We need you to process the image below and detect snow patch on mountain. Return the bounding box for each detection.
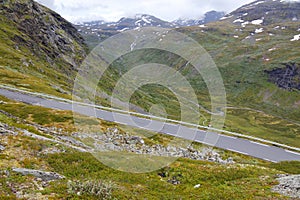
[233,19,244,23]
[291,34,300,41]
[220,15,233,20]
[254,1,265,5]
[251,19,264,25]
[280,0,300,2]
[268,47,277,51]
[255,28,264,33]
[241,21,250,27]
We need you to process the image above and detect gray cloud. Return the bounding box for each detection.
[36,0,255,23]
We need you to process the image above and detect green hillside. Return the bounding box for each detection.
[0,0,87,98]
[86,0,300,147]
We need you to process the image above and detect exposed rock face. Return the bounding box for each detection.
[272,174,300,198]
[265,63,300,91]
[12,168,65,181]
[202,11,226,24]
[0,0,87,76]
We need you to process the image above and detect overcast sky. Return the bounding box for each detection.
[35,0,255,23]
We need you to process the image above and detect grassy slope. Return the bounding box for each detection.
[0,1,88,99]
[1,95,298,199]
[183,21,300,147]
[88,19,300,147]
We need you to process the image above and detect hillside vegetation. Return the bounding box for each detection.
[0,0,87,97]
[86,0,300,147]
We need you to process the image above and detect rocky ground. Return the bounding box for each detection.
[1,118,234,164]
[74,128,235,164]
[272,174,300,198]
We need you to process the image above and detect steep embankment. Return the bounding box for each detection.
[0,0,87,97]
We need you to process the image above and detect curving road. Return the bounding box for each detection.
[1,88,300,162]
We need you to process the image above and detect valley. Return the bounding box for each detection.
[0,0,300,199]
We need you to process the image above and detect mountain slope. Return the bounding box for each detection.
[76,11,225,50]
[174,0,300,143]
[75,14,175,48]
[0,0,87,97]
[91,0,300,147]
[173,11,225,27]
[229,0,300,25]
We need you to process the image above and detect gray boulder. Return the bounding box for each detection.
[272,174,300,198]
[12,168,65,181]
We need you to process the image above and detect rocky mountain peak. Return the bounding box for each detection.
[173,11,225,27]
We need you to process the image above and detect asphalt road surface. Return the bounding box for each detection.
[1,88,300,162]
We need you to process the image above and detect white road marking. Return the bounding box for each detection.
[250,141,270,147]
[222,135,238,140]
[117,122,128,126]
[285,150,300,156]
[263,158,277,163]
[168,123,179,128]
[194,140,213,146]
[226,148,249,155]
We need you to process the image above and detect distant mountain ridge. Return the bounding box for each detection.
[221,0,300,25]
[77,14,175,31]
[173,11,225,27]
[75,11,225,49]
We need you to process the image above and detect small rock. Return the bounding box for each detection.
[227,157,234,164]
[194,184,201,189]
[0,145,5,151]
[168,178,181,185]
[158,172,167,178]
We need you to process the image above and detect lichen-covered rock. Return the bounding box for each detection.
[12,168,65,181]
[272,174,300,198]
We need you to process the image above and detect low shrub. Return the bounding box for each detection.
[67,180,115,199]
